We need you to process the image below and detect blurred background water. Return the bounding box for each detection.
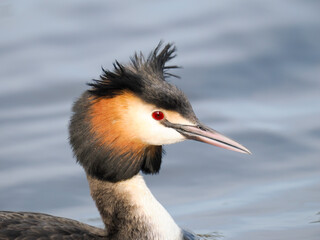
[0,0,320,239]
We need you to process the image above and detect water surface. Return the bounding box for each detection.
[1,1,320,239]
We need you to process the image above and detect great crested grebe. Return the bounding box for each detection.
[0,43,250,240]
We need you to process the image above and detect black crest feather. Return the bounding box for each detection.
[87,42,195,119]
[88,42,179,98]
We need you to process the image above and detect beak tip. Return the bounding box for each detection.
[239,146,252,155]
[244,149,252,155]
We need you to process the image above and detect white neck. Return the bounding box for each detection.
[88,174,183,240]
[120,175,182,239]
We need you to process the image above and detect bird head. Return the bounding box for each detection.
[69,43,250,182]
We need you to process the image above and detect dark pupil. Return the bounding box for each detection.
[153,111,163,120]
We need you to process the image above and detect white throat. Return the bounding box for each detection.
[117,175,183,240]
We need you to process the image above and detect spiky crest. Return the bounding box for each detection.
[88,42,179,98]
[87,42,195,119]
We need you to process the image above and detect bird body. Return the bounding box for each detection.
[0,43,250,240]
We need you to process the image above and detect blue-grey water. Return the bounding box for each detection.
[1,1,320,239]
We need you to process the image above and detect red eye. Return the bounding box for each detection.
[152,111,164,121]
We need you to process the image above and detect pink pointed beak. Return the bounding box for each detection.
[164,121,251,154]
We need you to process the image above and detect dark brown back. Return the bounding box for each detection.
[0,211,107,240]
